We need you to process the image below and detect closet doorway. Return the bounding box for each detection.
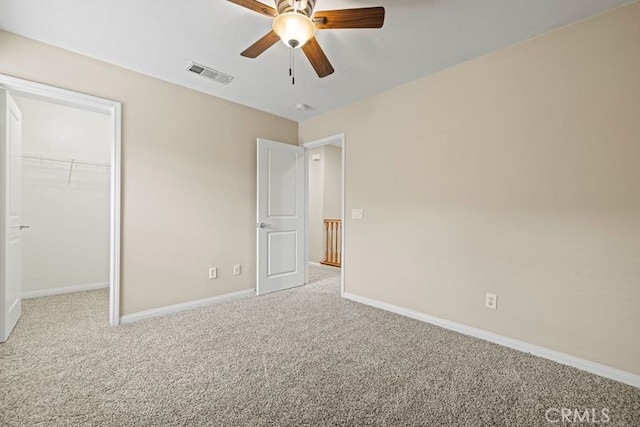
[0,74,121,338]
[15,95,111,300]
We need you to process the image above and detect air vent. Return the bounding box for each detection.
[186,61,234,85]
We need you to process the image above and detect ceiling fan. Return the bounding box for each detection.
[227,0,385,79]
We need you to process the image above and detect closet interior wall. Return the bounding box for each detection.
[14,94,111,295]
[308,144,342,264]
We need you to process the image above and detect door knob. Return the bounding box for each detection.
[258,222,272,229]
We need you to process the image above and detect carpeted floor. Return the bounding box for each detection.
[1,265,639,426]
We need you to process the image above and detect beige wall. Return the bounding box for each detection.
[300,3,640,375]
[323,145,342,220]
[308,146,325,263]
[308,145,342,263]
[0,30,298,315]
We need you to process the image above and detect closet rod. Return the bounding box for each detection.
[22,154,110,168]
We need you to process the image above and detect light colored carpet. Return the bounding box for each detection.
[1,265,639,426]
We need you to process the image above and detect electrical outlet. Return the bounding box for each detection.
[485,293,497,310]
[351,208,364,220]
[208,267,217,279]
[233,264,241,275]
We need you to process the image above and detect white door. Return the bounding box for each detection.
[0,89,23,342]
[256,139,305,295]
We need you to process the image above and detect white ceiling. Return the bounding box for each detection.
[0,0,633,121]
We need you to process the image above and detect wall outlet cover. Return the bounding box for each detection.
[351,208,364,220]
[209,267,217,279]
[486,293,497,310]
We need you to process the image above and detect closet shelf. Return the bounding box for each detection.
[22,154,110,184]
[22,154,110,169]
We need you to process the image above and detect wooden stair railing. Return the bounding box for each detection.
[321,219,342,267]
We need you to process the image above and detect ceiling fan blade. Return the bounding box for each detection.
[227,0,277,17]
[241,30,280,58]
[302,37,335,78]
[312,7,385,29]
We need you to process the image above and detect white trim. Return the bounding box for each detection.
[309,261,341,271]
[343,292,640,389]
[120,288,255,325]
[22,282,109,299]
[302,133,346,297]
[109,103,122,326]
[0,75,119,111]
[303,133,344,149]
[0,73,122,327]
[310,261,334,268]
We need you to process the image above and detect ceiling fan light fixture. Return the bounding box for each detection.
[272,12,316,48]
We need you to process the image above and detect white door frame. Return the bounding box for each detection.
[0,74,122,326]
[302,133,345,297]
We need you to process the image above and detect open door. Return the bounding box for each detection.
[256,139,305,295]
[0,89,23,342]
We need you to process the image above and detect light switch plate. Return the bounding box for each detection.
[351,209,364,220]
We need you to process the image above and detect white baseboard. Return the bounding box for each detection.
[343,292,640,389]
[22,282,109,299]
[309,261,340,270]
[120,288,255,325]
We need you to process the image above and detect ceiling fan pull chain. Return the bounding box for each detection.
[289,48,296,85]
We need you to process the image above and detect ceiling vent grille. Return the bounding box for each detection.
[186,61,234,85]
